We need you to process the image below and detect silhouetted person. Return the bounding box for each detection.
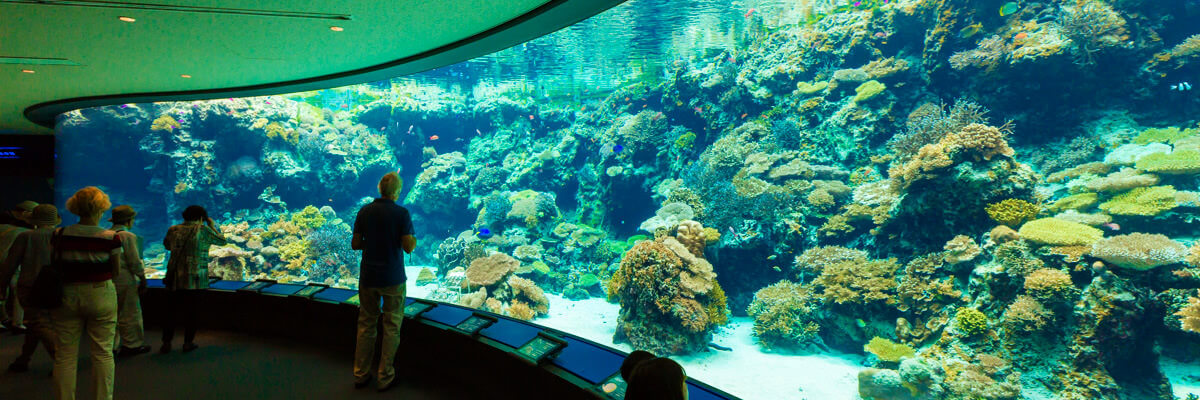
[0,200,35,332]
[351,172,416,392]
[621,350,656,382]
[160,205,225,354]
[109,205,149,357]
[626,357,689,400]
[0,204,60,372]
[54,187,123,400]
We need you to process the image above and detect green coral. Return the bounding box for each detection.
[852,80,886,103]
[1135,151,1200,174]
[1017,218,1103,246]
[747,280,821,349]
[1132,126,1198,145]
[674,131,697,149]
[954,307,989,336]
[985,199,1040,227]
[794,246,899,305]
[796,80,829,95]
[1098,185,1177,216]
[863,337,915,362]
[1048,193,1099,212]
[290,205,327,231]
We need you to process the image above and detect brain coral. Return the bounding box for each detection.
[1090,233,1188,270]
[1018,218,1103,246]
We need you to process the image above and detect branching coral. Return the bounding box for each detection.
[1177,292,1200,333]
[1023,269,1077,302]
[1003,295,1053,333]
[1090,233,1188,270]
[955,308,989,337]
[747,280,822,349]
[795,246,899,305]
[942,124,1015,161]
[1058,0,1128,64]
[290,205,326,231]
[985,199,1040,227]
[890,100,989,159]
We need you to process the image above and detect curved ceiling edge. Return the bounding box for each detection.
[25,0,626,129]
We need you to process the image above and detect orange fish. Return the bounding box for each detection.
[529,115,534,120]
[1014,32,1028,40]
[624,97,630,101]
[740,113,748,119]
[429,135,440,141]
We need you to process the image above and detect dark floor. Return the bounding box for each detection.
[0,328,482,400]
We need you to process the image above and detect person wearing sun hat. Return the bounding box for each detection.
[0,203,61,372]
[108,205,150,357]
[0,200,37,332]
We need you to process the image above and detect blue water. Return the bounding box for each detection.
[54,0,1200,398]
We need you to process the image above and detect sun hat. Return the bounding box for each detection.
[28,204,60,227]
[109,205,138,223]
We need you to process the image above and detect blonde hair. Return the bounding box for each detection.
[65,186,112,217]
[379,172,403,197]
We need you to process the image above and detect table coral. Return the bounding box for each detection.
[1097,185,1178,216]
[1134,151,1200,175]
[464,253,519,289]
[1089,233,1188,270]
[863,337,915,363]
[1017,218,1103,246]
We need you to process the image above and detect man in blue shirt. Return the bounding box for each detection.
[351,172,415,392]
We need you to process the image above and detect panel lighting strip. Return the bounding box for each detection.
[0,57,81,66]
[1,0,352,20]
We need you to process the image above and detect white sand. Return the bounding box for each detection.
[1162,357,1200,399]
[404,267,864,399]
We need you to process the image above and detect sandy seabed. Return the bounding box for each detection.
[404,268,1200,400]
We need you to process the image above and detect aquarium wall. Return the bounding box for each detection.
[54,0,1200,399]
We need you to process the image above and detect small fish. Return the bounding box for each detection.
[429,135,440,141]
[855,319,867,328]
[340,104,348,109]
[1102,222,1121,231]
[1171,82,1193,91]
[1014,32,1028,41]
[743,8,755,18]
[694,107,703,113]
[624,97,631,102]
[476,228,493,238]
[265,100,272,105]
[772,266,782,272]
[767,255,777,260]
[853,1,861,6]
[529,115,535,120]
[740,113,748,119]
[475,129,482,135]
[612,144,624,153]
[118,104,128,109]
[675,101,683,106]
[999,1,1019,16]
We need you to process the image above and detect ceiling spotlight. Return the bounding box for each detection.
[329,26,344,32]
[119,16,136,22]
[21,69,35,74]
[180,74,192,78]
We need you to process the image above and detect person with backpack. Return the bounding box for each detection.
[0,203,61,373]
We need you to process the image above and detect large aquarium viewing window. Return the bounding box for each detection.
[54,0,1200,399]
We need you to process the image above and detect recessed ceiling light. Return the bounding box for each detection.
[21,69,35,74]
[119,16,136,22]
[180,74,192,78]
[329,26,344,32]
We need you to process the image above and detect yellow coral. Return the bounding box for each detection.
[151,115,180,132]
[1017,218,1103,246]
[1177,292,1200,333]
[1048,193,1099,212]
[1024,269,1076,301]
[863,337,914,362]
[1098,186,1178,216]
[1135,151,1200,175]
[290,205,326,230]
[985,199,1040,227]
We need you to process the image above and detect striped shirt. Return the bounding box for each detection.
[58,224,123,282]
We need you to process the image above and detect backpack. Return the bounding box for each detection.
[27,229,64,309]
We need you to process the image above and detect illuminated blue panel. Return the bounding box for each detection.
[146,279,165,289]
[260,283,304,296]
[312,288,358,303]
[686,382,732,400]
[551,336,624,384]
[209,280,251,291]
[479,318,541,348]
[421,304,472,327]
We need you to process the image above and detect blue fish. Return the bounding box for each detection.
[476,228,492,238]
[612,144,624,153]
